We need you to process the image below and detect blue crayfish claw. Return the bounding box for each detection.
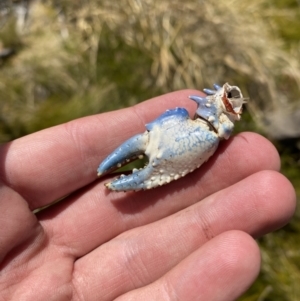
[97,83,247,192]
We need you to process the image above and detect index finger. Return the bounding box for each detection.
[0,90,200,209]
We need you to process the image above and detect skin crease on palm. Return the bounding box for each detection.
[0,90,296,301]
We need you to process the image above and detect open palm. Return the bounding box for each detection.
[0,90,295,301]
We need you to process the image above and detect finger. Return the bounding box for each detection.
[71,171,295,300]
[73,231,260,301]
[0,183,42,263]
[0,90,201,209]
[40,133,284,254]
[115,231,260,301]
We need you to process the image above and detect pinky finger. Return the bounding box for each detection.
[115,230,260,301]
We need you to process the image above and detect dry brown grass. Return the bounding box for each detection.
[96,0,300,138]
[3,0,300,138]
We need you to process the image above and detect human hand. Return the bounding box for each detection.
[0,90,296,301]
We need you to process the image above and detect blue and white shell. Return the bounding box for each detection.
[97,83,246,191]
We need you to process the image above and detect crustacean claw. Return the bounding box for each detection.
[97,83,247,192]
[97,133,148,177]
